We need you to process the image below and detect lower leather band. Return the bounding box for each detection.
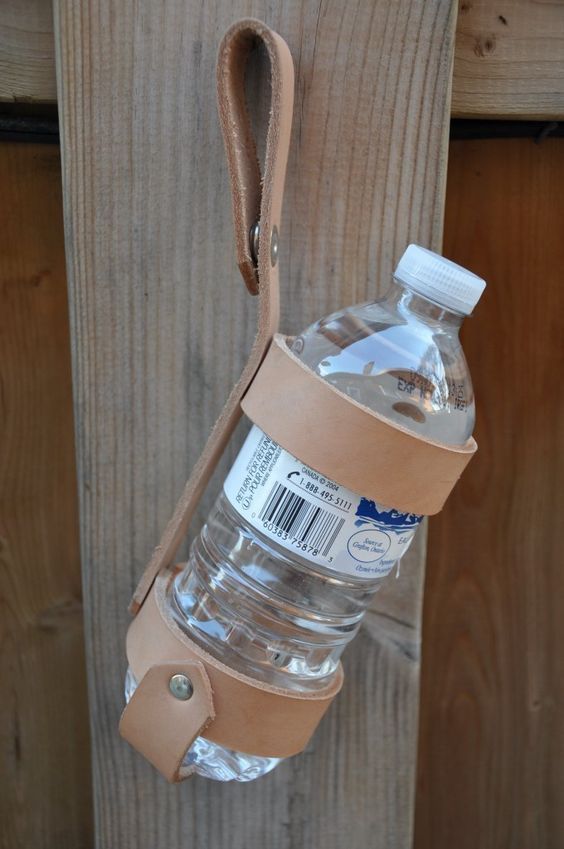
[120,567,343,780]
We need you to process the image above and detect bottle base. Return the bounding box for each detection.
[184,735,281,782]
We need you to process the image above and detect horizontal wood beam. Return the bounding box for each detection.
[2,0,564,118]
[452,0,564,119]
[0,0,57,103]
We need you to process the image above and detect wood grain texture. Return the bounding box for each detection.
[452,0,564,119]
[415,137,564,849]
[0,0,57,102]
[0,143,92,848]
[54,1,456,846]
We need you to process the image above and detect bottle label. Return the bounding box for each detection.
[223,426,423,579]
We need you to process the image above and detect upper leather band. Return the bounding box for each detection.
[242,334,477,516]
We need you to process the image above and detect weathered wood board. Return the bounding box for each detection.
[416,136,564,849]
[452,0,564,119]
[0,0,57,102]
[0,142,92,849]
[54,1,456,846]
[6,0,564,118]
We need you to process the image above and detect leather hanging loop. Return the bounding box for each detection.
[130,20,294,614]
[216,24,262,295]
[216,17,294,305]
[216,19,294,297]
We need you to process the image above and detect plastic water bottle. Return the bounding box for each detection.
[125,245,485,781]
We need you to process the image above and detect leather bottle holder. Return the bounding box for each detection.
[119,18,477,783]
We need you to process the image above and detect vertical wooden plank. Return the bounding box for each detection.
[54,2,457,847]
[415,137,564,849]
[0,143,92,848]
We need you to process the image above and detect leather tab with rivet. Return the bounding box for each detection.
[119,660,215,783]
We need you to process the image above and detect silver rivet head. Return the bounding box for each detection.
[169,673,193,701]
[270,226,279,267]
[249,221,260,266]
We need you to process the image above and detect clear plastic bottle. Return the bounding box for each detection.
[125,245,485,781]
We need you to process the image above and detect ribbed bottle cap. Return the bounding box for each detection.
[394,244,486,315]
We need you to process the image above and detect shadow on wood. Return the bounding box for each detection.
[0,142,92,849]
[416,136,564,849]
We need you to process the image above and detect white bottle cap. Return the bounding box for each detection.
[394,244,486,315]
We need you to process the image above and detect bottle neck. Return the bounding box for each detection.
[383,278,465,330]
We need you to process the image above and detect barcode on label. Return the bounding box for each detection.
[259,482,345,557]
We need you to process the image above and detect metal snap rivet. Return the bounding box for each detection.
[169,673,194,701]
[249,220,260,266]
[270,225,279,267]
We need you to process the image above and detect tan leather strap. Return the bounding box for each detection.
[130,20,294,613]
[119,660,215,782]
[241,334,477,516]
[120,568,343,776]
